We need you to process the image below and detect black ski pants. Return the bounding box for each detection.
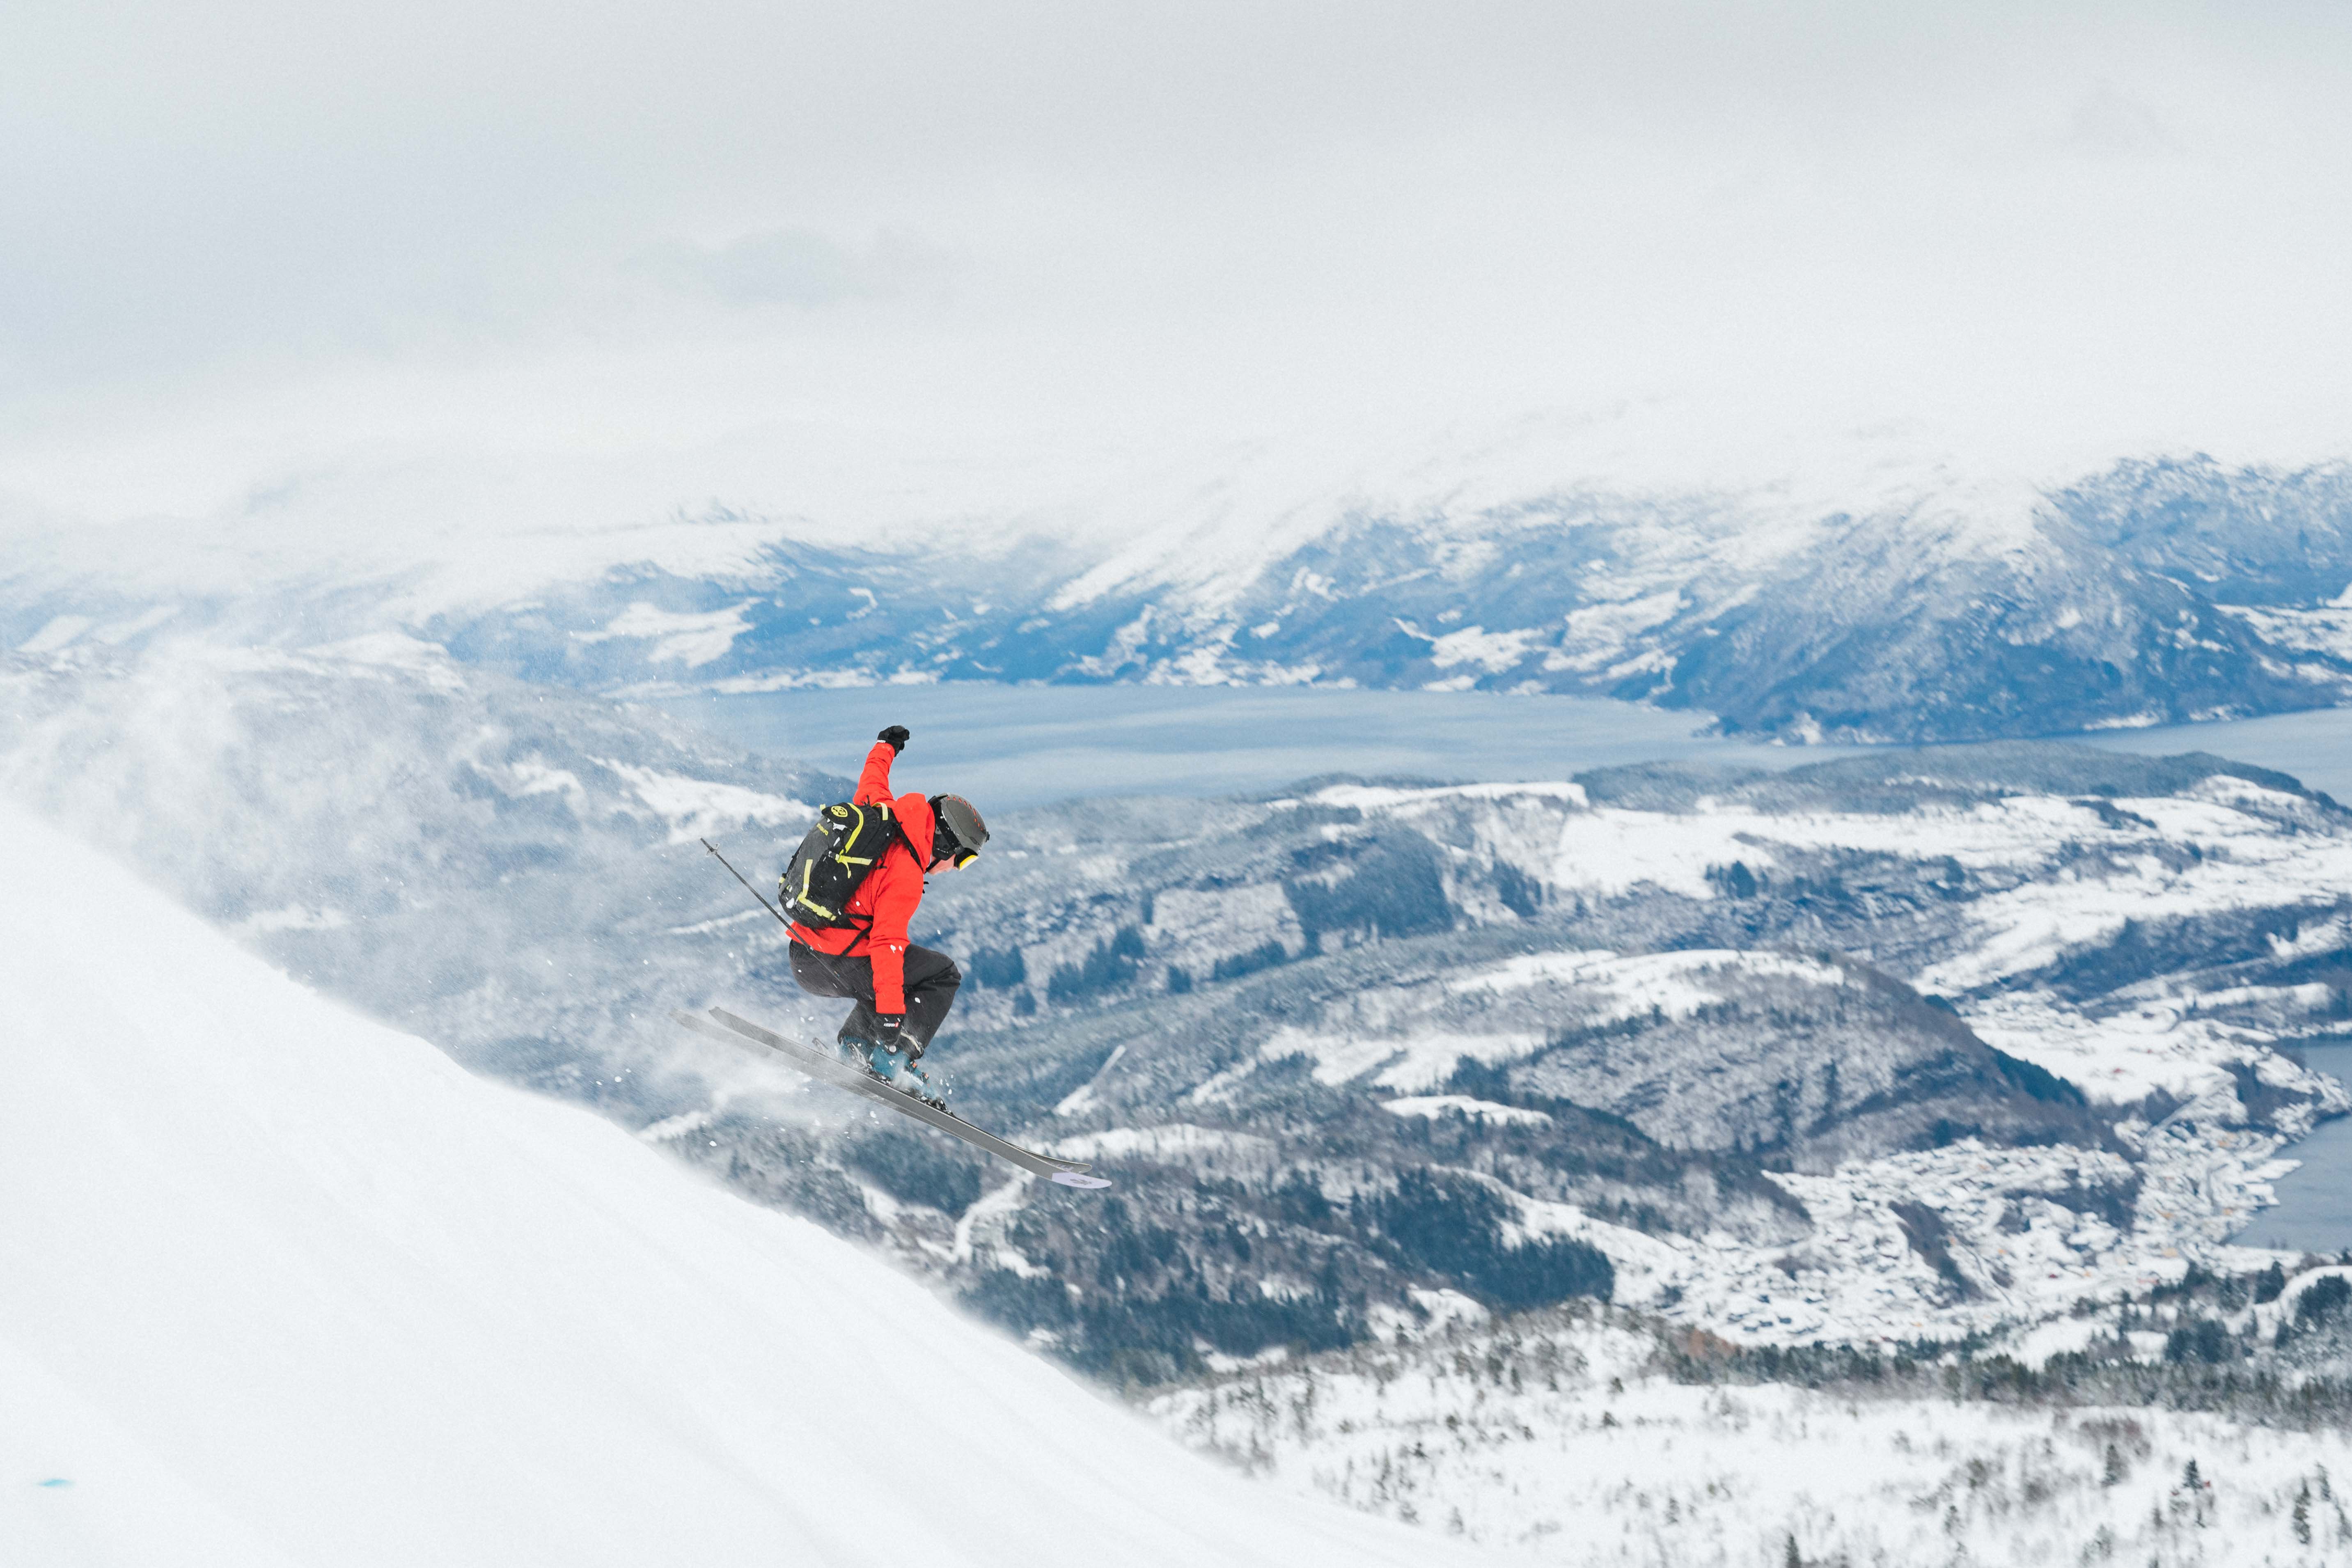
[789,941,962,1055]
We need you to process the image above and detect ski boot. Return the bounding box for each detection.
[841,1038,947,1108]
[871,1044,946,1108]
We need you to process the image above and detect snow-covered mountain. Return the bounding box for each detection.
[0,796,1473,1568]
[12,455,2352,745]
[6,640,2344,1389]
[897,747,2349,1371]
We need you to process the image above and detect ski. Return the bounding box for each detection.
[672,1007,1112,1187]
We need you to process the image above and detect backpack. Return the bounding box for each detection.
[779,801,899,929]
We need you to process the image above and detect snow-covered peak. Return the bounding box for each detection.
[1034,410,2040,616]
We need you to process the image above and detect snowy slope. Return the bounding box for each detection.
[0,801,1485,1568]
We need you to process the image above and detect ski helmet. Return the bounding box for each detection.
[929,794,989,869]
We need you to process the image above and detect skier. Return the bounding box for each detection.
[784,724,989,1094]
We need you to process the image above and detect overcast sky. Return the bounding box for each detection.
[5,1,2350,576]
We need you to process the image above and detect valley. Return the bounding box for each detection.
[8,640,2346,1382]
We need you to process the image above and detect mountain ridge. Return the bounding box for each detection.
[18,454,2352,746]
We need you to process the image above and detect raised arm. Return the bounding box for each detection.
[853,725,910,806]
[860,725,916,1013]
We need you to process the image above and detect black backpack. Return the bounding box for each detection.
[779,801,899,928]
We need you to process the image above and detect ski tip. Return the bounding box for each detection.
[1049,1170,1114,1190]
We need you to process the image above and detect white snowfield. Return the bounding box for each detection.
[0,803,1490,1568]
[1151,1305,2352,1568]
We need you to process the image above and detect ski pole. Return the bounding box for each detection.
[701,837,793,930]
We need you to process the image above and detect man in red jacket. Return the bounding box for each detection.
[786,724,989,1094]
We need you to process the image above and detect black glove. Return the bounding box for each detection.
[878,725,910,753]
[873,1014,910,1051]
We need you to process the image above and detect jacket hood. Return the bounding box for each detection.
[894,792,937,866]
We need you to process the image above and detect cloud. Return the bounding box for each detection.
[3,0,2351,565]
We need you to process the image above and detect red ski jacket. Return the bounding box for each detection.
[786,741,938,1014]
